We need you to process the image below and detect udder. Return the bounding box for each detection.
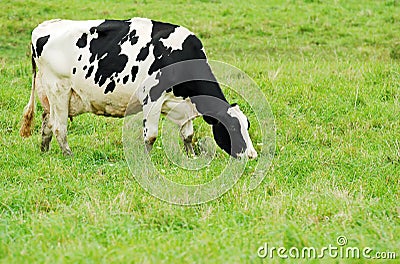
[68,89,90,117]
[69,89,143,118]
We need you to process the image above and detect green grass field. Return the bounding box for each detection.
[1,0,399,263]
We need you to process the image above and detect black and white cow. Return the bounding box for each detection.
[20,18,257,159]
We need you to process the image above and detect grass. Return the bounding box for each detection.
[1,0,399,263]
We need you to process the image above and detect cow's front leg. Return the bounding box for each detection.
[162,96,198,157]
[142,100,163,153]
[180,119,195,156]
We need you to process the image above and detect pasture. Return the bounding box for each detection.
[0,0,399,262]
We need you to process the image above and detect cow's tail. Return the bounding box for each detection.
[20,55,37,138]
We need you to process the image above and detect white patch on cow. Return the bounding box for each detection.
[138,70,160,104]
[129,18,153,46]
[227,105,257,158]
[33,19,103,77]
[160,26,192,52]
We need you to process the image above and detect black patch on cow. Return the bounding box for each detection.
[36,35,50,57]
[151,21,178,39]
[121,35,128,44]
[72,67,76,74]
[136,43,150,61]
[143,95,149,105]
[31,43,36,58]
[131,65,139,82]
[88,20,130,93]
[76,33,88,48]
[78,55,82,61]
[121,29,139,45]
[148,35,205,77]
[147,60,219,105]
[129,30,139,45]
[123,75,129,84]
[83,65,87,70]
[85,65,94,78]
[105,80,116,94]
[136,21,177,62]
[143,119,147,127]
[166,88,172,93]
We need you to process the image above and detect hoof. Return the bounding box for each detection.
[62,149,73,157]
[40,144,50,152]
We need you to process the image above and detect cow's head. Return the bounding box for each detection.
[211,104,257,159]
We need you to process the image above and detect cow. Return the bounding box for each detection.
[20,18,257,159]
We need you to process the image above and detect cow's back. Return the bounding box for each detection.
[31,18,204,117]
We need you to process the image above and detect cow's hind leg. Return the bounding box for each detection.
[51,110,72,156]
[41,111,53,152]
[50,102,72,156]
[45,79,73,156]
[36,77,53,152]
